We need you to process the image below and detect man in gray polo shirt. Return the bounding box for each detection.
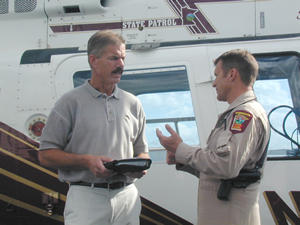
[39,30,149,225]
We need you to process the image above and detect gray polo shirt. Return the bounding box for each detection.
[39,81,148,183]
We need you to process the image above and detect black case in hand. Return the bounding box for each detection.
[104,158,152,173]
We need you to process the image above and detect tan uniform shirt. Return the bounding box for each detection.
[176,90,270,225]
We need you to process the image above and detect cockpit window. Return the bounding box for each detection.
[255,53,300,158]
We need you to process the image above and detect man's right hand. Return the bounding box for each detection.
[86,155,114,178]
[39,149,114,178]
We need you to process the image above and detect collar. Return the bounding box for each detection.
[84,80,120,99]
[218,90,257,119]
[228,90,257,111]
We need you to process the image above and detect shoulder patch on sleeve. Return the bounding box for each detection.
[230,110,253,134]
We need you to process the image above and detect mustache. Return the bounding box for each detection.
[112,67,123,74]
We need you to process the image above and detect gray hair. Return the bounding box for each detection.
[87,30,125,58]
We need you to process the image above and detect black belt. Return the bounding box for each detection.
[70,181,131,190]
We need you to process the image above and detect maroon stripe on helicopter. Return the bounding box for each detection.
[49,25,71,33]
[177,0,208,33]
[168,0,238,34]
[50,22,122,33]
[167,0,181,16]
[72,22,122,31]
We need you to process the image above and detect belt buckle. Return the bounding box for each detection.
[108,182,124,190]
[108,182,113,191]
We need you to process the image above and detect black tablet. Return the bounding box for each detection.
[104,158,152,173]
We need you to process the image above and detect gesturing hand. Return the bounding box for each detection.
[156,124,183,153]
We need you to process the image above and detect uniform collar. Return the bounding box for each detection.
[84,80,120,99]
[228,90,257,111]
[219,90,257,118]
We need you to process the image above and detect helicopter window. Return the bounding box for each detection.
[73,70,91,88]
[254,53,300,158]
[121,66,198,161]
[138,91,198,162]
[73,66,190,94]
[254,79,296,156]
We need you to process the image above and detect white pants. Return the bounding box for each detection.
[64,184,141,225]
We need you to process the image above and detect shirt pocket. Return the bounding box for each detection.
[215,131,232,157]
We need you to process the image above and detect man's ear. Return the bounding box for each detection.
[88,54,96,68]
[226,68,238,82]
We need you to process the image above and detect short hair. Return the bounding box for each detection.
[214,49,259,86]
[87,30,125,58]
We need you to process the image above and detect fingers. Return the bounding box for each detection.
[156,128,166,146]
[101,156,113,163]
[156,128,163,139]
[156,125,177,138]
[87,156,114,178]
[165,124,177,136]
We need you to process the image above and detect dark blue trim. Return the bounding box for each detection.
[20,47,83,64]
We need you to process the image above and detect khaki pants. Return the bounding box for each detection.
[64,184,141,225]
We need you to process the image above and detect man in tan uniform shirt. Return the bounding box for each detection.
[156,49,270,225]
